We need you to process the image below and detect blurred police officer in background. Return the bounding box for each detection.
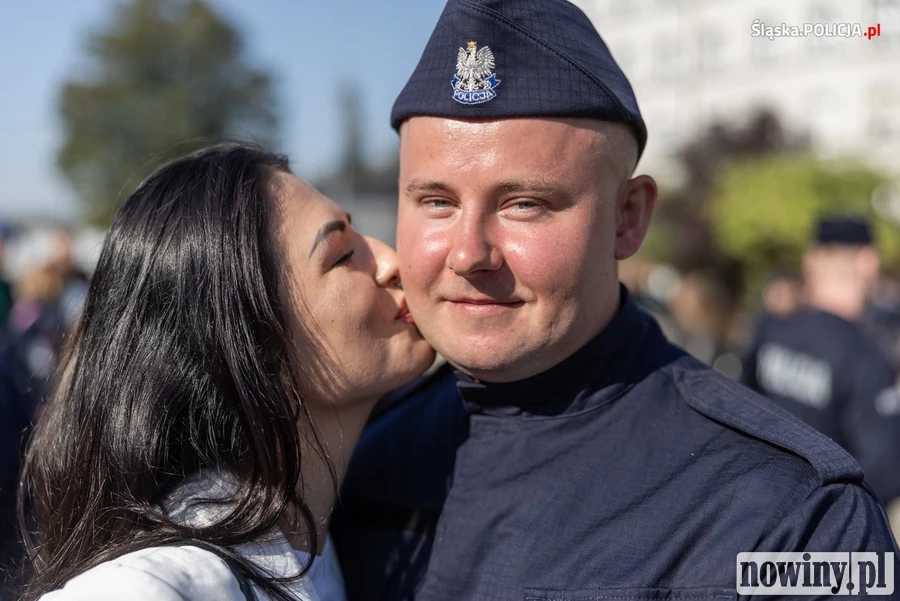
[745,216,900,506]
[331,1,900,600]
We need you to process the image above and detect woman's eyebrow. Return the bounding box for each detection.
[309,218,347,259]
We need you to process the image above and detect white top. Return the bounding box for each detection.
[39,471,345,601]
[296,535,347,601]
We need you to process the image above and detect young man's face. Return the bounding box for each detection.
[397,116,654,382]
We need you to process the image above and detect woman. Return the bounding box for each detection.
[18,144,435,601]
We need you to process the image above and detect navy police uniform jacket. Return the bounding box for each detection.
[744,309,900,504]
[332,291,900,601]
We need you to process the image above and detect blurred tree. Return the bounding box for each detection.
[638,109,807,310]
[647,110,807,275]
[709,157,898,301]
[315,81,400,198]
[640,108,898,309]
[57,0,279,225]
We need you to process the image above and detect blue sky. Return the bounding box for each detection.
[0,0,446,221]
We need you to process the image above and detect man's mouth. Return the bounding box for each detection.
[450,296,522,304]
[447,297,525,314]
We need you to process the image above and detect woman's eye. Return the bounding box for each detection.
[332,250,355,267]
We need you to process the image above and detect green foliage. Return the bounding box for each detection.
[707,155,899,301]
[57,0,279,225]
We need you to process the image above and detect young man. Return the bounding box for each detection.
[332,1,900,599]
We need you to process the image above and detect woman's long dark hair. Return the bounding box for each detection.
[18,144,327,601]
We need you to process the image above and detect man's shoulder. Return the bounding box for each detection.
[364,351,866,489]
[343,361,463,508]
[660,354,864,487]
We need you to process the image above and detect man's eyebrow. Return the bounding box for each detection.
[493,179,560,195]
[405,179,562,197]
[309,213,351,259]
[405,179,454,196]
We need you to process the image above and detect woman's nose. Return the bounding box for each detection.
[367,236,401,288]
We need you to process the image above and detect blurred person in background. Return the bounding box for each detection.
[0,341,38,599]
[0,224,13,339]
[8,266,67,382]
[618,259,686,345]
[4,265,69,417]
[18,144,434,601]
[866,273,900,372]
[744,215,900,508]
[0,265,68,596]
[44,228,89,331]
[1,236,87,597]
[760,269,803,320]
[667,270,743,379]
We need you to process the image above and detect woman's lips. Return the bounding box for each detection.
[395,300,414,323]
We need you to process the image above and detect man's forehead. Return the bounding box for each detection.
[399,116,637,175]
[402,114,618,131]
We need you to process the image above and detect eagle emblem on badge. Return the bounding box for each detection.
[452,41,500,105]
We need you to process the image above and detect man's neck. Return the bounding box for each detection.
[805,284,866,322]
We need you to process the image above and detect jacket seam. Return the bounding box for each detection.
[659,364,836,541]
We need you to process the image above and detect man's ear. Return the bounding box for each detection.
[614,174,658,261]
[856,245,881,285]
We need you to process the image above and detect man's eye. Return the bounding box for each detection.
[423,198,453,209]
[333,250,354,267]
[505,199,545,212]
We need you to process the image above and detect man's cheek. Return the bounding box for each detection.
[403,234,450,283]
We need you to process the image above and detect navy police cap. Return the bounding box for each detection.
[815,215,874,246]
[391,0,647,157]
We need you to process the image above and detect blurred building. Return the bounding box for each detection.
[575,0,900,180]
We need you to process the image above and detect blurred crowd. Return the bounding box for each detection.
[0,226,90,593]
[624,256,900,379]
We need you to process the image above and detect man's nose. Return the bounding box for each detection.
[445,213,502,276]
[368,236,401,288]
